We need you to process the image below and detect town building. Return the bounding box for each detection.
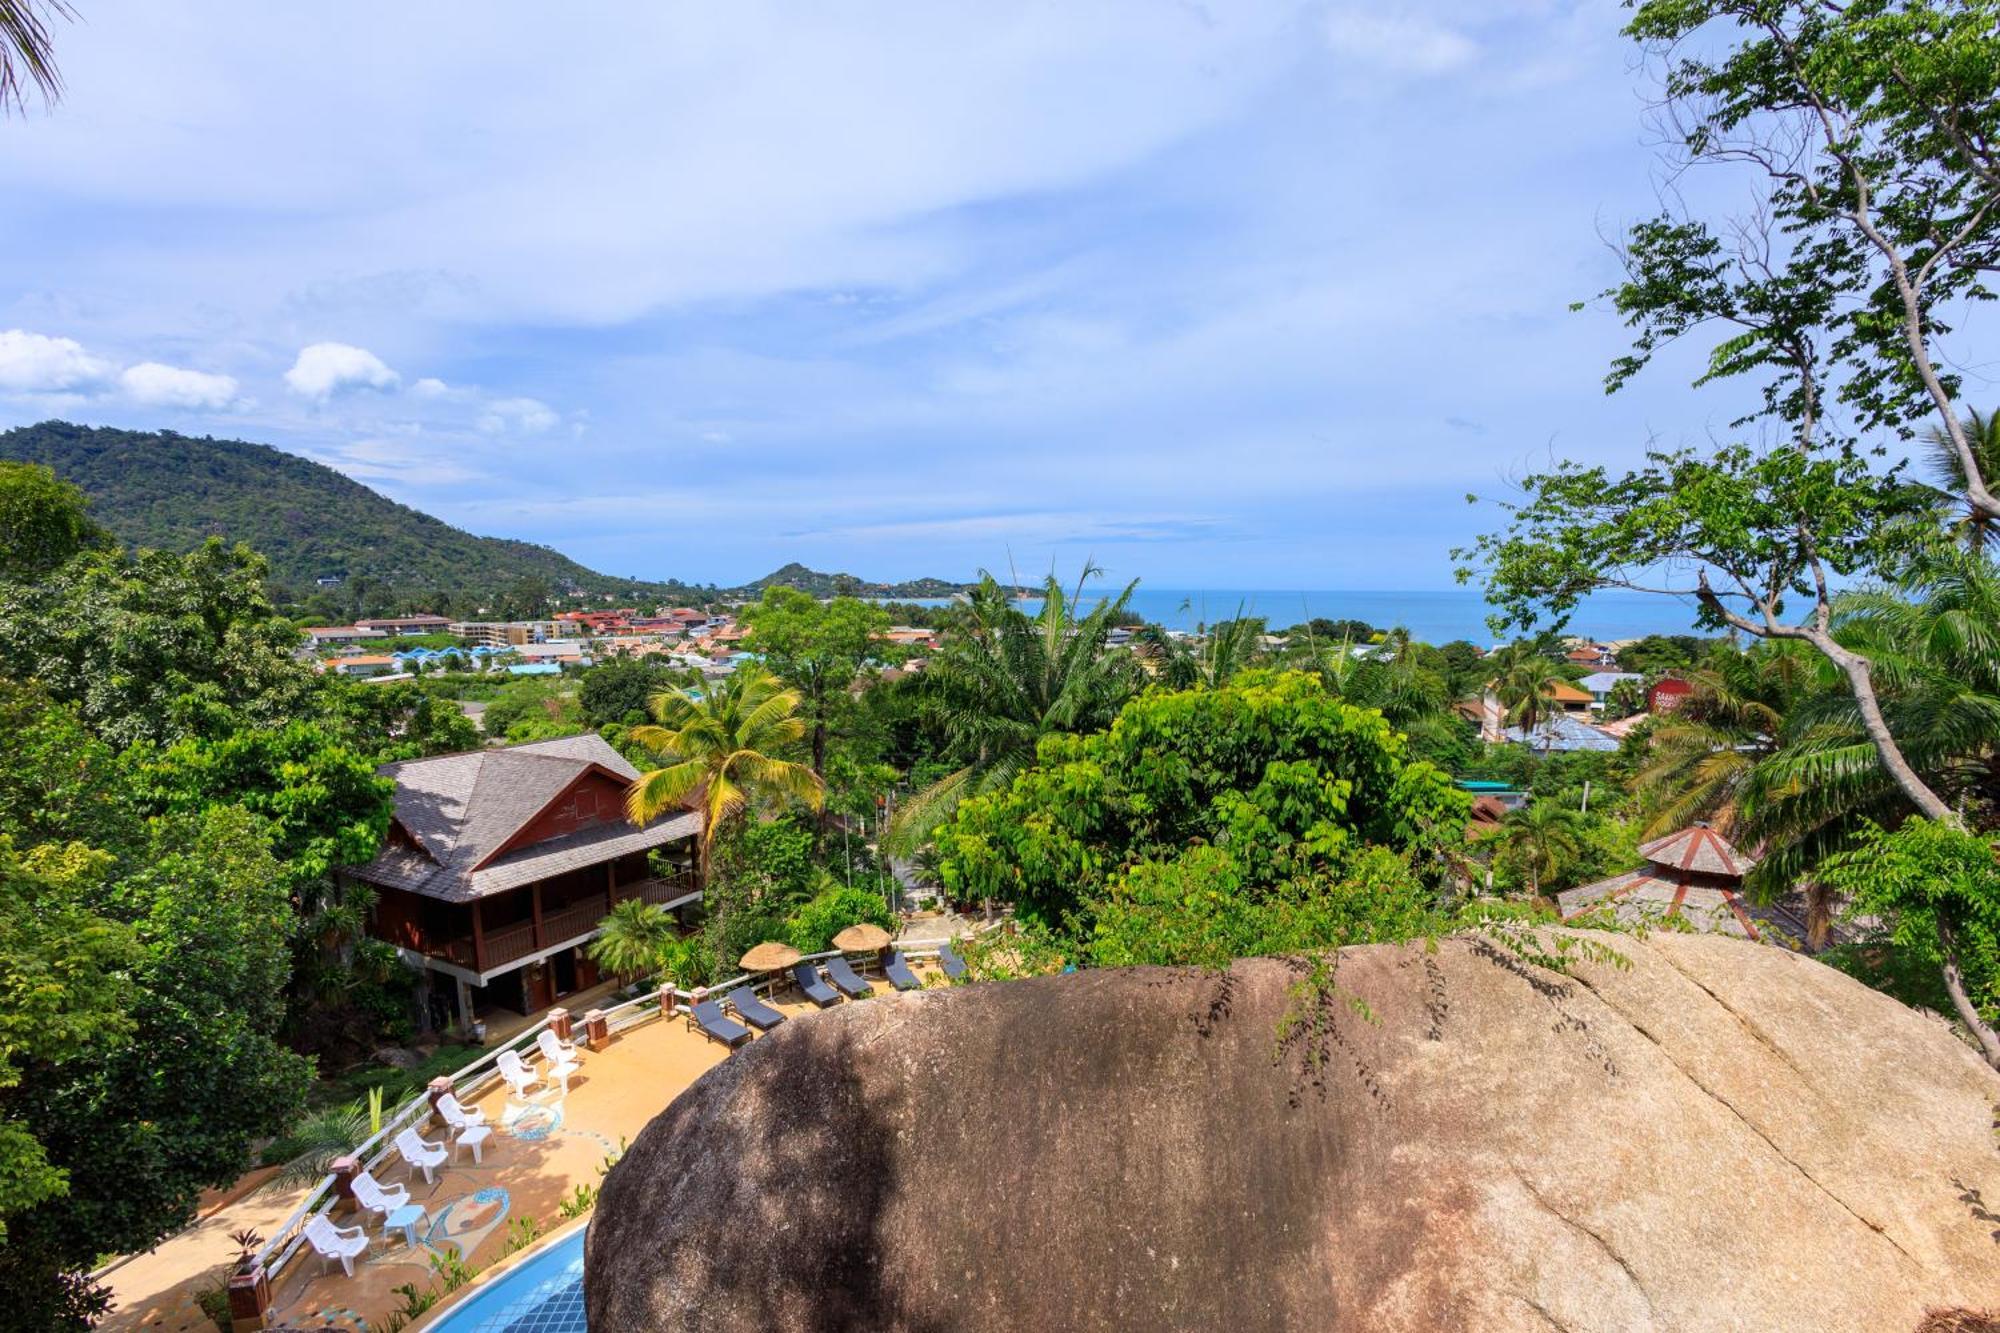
[1648,676,1696,714]
[1557,823,1829,949]
[356,615,454,633]
[1576,671,1642,707]
[301,625,389,647]
[347,734,701,1029]
[328,653,401,676]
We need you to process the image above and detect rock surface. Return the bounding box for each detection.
[585,932,2000,1332]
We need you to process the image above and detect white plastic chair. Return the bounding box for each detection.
[304,1213,370,1277]
[394,1127,447,1184]
[436,1090,485,1131]
[534,1030,580,1094]
[497,1048,541,1098]
[350,1169,408,1229]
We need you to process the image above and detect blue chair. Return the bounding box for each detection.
[883,952,923,991]
[691,998,751,1048]
[938,941,968,981]
[825,956,875,999]
[790,961,840,1008]
[727,986,786,1031]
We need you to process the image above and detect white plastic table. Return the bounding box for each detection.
[456,1124,492,1163]
[385,1202,428,1249]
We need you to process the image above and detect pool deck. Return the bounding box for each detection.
[98,968,939,1332]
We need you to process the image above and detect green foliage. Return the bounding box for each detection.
[319,678,480,763]
[742,586,893,774]
[557,1182,598,1219]
[1819,818,2000,1030]
[1615,634,1710,674]
[587,899,678,980]
[0,461,105,584]
[893,570,1146,850]
[785,882,896,954]
[0,837,135,1237]
[937,671,1469,926]
[0,539,322,748]
[480,677,583,742]
[501,1215,543,1257]
[578,658,689,729]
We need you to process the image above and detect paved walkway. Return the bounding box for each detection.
[100,963,944,1332]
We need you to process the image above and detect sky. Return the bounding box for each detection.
[0,0,1774,589]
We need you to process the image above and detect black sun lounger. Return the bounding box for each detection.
[938,941,968,981]
[726,986,786,1031]
[691,998,752,1048]
[884,952,923,991]
[825,955,876,999]
[791,961,841,1007]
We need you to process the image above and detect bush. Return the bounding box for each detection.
[786,883,897,954]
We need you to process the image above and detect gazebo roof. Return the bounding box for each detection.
[1636,824,1754,880]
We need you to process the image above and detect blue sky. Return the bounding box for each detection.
[0,1,1763,589]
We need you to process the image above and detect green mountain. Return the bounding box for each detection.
[0,421,704,613]
[0,421,995,615]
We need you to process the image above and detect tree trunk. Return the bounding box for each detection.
[1815,635,2000,1069]
[1940,921,2000,1072]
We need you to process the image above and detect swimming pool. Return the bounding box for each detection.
[425,1225,585,1331]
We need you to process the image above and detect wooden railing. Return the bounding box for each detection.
[481,920,539,970]
[542,895,610,945]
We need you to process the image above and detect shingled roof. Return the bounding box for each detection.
[1554,823,1830,949]
[347,734,700,903]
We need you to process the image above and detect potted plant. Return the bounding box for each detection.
[225,1229,270,1327]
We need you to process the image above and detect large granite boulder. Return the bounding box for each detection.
[586,932,2000,1331]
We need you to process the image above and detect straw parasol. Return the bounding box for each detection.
[739,940,803,972]
[832,923,893,953]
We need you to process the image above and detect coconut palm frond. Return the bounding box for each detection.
[0,0,72,115]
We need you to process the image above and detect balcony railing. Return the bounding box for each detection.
[420,874,700,974]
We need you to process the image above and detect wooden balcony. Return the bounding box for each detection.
[421,871,701,975]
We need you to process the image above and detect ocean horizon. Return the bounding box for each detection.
[884,587,1713,645]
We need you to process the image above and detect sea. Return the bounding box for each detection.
[879,588,1710,646]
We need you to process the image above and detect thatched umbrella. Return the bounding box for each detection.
[739,940,802,973]
[832,923,893,953]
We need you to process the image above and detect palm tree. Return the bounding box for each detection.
[888,568,1143,850]
[626,664,825,881]
[1635,641,1807,838]
[1493,799,1587,898]
[1489,644,1564,740]
[1741,551,2000,891]
[1924,407,2000,552]
[586,898,677,982]
[1,1,70,113]
[1133,613,1264,689]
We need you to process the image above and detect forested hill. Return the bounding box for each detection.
[0,421,1001,615]
[0,421,705,613]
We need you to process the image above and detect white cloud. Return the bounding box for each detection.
[411,376,451,397]
[1324,8,1477,75]
[0,329,114,393]
[284,341,400,399]
[477,396,558,434]
[119,361,241,409]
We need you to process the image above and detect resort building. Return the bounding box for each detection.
[301,625,389,647]
[347,734,701,1029]
[356,614,454,633]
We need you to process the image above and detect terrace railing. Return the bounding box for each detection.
[247,917,1008,1293]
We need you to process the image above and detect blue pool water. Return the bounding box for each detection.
[428,1226,585,1331]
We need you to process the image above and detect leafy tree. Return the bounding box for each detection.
[937,671,1468,926]
[318,677,480,763]
[0,461,103,584]
[1614,634,1708,675]
[1602,677,1648,720]
[741,586,892,781]
[1819,818,2000,1068]
[481,676,583,741]
[579,657,688,729]
[891,570,1144,850]
[0,539,319,748]
[0,838,134,1241]
[1634,641,1805,837]
[627,665,825,880]
[785,881,896,954]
